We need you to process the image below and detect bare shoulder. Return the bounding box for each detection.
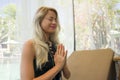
[21,39,35,80]
[22,39,35,58]
[24,39,34,47]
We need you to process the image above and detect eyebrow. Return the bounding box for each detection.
[49,17,57,19]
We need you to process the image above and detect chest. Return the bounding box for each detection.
[33,43,57,77]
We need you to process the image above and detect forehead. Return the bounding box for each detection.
[45,10,57,18]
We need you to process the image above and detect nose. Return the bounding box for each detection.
[52,19,57,24]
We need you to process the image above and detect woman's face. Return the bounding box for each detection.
[41,10,57,34]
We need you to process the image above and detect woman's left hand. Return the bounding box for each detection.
[62,50,71,79]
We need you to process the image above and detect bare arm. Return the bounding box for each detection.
[62,49,71,79]
[20,40,35,80]
[62,64,71,79]
[20,40,66,80]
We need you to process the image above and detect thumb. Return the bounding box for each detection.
[65,50,68,58]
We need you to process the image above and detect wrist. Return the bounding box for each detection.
[54,65,63,71]
[63,64,67,69]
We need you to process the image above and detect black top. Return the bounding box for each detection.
[33,43,61,80]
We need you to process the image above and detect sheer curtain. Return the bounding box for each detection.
[16,0,41,43]
[41,0,74,56]
[15,0,74,80]
[74,0,120,55]
[0,0,21,80]
[17,0,74,57]
[0,0,73,79]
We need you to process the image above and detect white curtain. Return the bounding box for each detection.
[41,0,74,56]
[16,0,41,43]
[17,0,74,57]
[0,1,74,79]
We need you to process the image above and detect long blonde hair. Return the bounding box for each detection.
[33,6,60,69]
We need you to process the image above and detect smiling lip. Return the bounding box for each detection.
[50,26,56,29]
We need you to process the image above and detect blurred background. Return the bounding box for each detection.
[0,0,120,80]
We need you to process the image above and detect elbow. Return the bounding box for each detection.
[64,71,71,79]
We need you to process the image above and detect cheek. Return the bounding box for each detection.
[41,21,50,31]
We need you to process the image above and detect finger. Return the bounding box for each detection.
[63,51,67,65]
[62,45,66,56]
[66,50,68,56]
[58,44,62,55]
[61,44,65,56]
[64,50,68,65]
[61,44,64,56]
[56,44,60,54]
[64,50,68,58]
[63,45,66,56]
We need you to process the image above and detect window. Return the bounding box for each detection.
[0,0,20,80]
[74,0,120,55]
[0,0,74,80]
[1,0,119,80]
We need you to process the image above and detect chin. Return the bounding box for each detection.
[49,31,56,34]
[49,30,56,33]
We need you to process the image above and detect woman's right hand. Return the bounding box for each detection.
[54,44,67,70]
